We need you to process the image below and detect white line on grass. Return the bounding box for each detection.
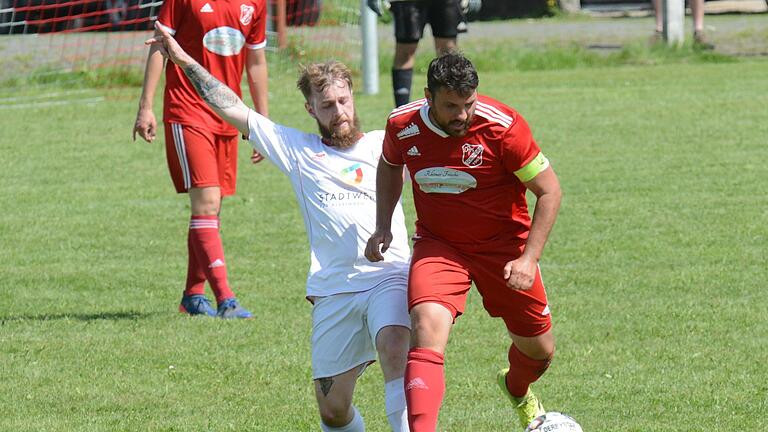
[0,97,105,109]
[0,89,99,103]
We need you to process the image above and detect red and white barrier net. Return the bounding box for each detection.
[0,0,362,85]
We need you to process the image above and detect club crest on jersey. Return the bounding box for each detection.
[461,143,484,168]
[240,4,255,25]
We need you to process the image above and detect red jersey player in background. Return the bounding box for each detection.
[365,52,562,431]
[132,0,268,318]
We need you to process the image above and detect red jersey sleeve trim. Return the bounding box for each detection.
[247,41,267,49]
[381,153,404,167]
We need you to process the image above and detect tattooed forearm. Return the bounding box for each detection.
[182,63,240,110]
[318,377,334,397]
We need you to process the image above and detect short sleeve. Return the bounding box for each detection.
[381,123,404,166]
[366,130,386,161]
[247,110,299,174]
[156,0,183,34]
[501,114,548,181]
[246,1,267,49]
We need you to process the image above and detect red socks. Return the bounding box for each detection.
[184,229,207,296]
[505,344,552,398]
[404,348,445,432]
[404,345,551,429]
[186,215,234,303]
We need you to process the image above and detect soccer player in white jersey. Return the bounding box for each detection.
[147,24,411,432]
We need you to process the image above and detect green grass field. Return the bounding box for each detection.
[1,40,767,430]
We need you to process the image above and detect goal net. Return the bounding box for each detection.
[0,0,363,96]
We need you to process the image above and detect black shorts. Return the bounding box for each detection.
[391,0,465,44]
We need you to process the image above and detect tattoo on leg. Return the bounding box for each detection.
[182,64,239,110]
[319,377,334,397]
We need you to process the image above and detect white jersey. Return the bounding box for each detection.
[247,110,411,297]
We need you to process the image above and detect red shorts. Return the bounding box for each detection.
[408,236,552,337]
[164,122,239,196]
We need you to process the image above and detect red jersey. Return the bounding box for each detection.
[158,0,267,136]
[383,95,549,247]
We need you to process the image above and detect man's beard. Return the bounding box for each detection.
[317,114,362,149]
[437,114,473,137]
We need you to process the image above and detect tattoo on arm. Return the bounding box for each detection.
[318,377,334,397]
[182,64,240,111]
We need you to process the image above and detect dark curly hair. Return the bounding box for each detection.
[427,52,479,98]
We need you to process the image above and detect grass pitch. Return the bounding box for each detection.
[1,48,767,430]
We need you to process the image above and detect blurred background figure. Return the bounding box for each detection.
[368,0,481,107]
[651,0,714,49]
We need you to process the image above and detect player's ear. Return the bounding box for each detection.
[304,101,316,119]
[424,88,433,106]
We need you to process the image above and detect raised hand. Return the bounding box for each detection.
[145,21,194,67]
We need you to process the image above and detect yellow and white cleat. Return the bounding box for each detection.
[497,368,546,430]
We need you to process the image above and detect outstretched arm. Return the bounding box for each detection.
[146,22,250,136]
[245,48,268,163]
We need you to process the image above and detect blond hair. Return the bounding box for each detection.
[296,61,354,101]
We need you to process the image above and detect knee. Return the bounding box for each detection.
[509,342,555,369]
[318,400,351,427]
[410,304,452,347]
[522,342,555,362]
[376,327,410,368]
[530,343,555,362]
[190,188,221,215]
[193,199,219,216]
[393,44,418,67]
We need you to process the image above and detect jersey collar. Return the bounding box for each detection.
[419,104,449,138]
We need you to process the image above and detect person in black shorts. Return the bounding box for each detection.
[369,0,467,107]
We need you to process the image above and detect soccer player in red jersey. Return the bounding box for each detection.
[365,52,562,430]
[132,0,269,318]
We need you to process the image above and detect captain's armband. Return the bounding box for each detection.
[514,152,550,182]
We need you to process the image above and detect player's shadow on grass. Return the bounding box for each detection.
[0,311,161,322]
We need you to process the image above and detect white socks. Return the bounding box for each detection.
[321,406,365,432]
[319,379,408,432]
[385,378,409,432]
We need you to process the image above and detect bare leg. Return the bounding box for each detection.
[376,325,411,381]
[433,37,457,55]
[315,366,363,429]
[690,0,705,33]
[652,0,663,33]
[189,186,221,216]
[394,42,419,70]
[376,325,411,432]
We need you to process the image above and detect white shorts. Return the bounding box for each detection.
[310,277,411,379]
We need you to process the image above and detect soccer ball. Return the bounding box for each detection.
[524,412,583,432]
